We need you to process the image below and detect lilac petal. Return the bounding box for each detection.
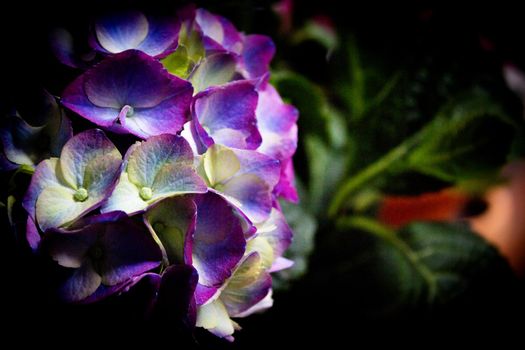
[26,217,40,251]
[95,11,150,54]
[93,11,180,58]
[45,228,96,269]
[136,17,180,58]
[233,148,281,188]
[119,95,192,139]
[269,257,294,272]
[255,208,293,258]
[190,52,237,92]
[192,193,246,288]
[221,252,272,317]
[151,265,198,327]
[144,196,197,265]
[60,129,122,192]
[195,9,242,54]
[234,289,273,318]
[217,174,273,224]
[99,217,162,286]
[22,158,61,220]
[274,158,299,203]
[255,84,298,161]
[59,259,102,303]
[61,50,193,137]
[192,81,260,150]
[240,35,275,80]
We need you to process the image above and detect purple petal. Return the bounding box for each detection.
[61,50,193,137]
[255,84,298,161]
[136,17,180,58]
[256,208,293,258]
[269,257,294,272]
[192,193,246,288]
[195,9,242,54]
[93,11,180,58]
[216,174,273,224]
[26,216,41,251]
[240,35,275,81]
[151,265,198,328]
[99,216,163,286]
[0,150,17,171]
[59,260,102,303]
[234,289,273,318]
[274,158,299,203]
[195,284,219,306]
[191,81,260,150]
[94,11,149,54]
[233,148,281,189]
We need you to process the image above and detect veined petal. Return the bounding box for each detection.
[192,193,246,288]
[62,51,193,137]
[192,81,260,150]
[124,135,207,204]
[36,185,97,231]
[127,134,194,188]
[59,129,121,191]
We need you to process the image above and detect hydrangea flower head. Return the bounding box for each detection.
[3,5,300,342]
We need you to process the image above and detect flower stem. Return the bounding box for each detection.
[328,132,422,217]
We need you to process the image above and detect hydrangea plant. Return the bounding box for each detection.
[1,5,298,342]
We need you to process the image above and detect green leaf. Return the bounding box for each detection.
[305,135,350,214]
[407,89,516,182]
[331,217,513,316]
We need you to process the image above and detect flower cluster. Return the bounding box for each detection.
[1,6,298,341]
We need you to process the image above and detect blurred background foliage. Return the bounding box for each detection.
[2,0,525,347]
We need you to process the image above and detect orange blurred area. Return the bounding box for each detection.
[379,160,525,276]
[471,161,525,276]
[378,189,469,228]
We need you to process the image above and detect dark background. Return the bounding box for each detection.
[1,1,525,347]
